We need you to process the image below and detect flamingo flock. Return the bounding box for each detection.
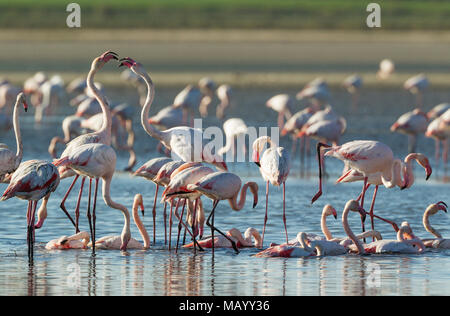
[0,52,448,264]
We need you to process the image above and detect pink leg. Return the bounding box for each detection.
[175,199,187,253]
[369,185,378,241]
[261,181,269,245]
[74,177,86,234]
[152,184,159,245]
[435,139,440,166]
[359,177,368,236]
[86,178,94,253]
[59,175,79,229]
[163,202,168,245]
[282,182,288,243]
[168,200,176,250]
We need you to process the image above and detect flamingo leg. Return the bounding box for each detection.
[26,201,32,259]
[369,185,379,241]
[282,182,288,243]
[435,139,440,167]
[175,199,187,253]
[92,178,99,245]
[312,142,330,203]
[59,175,79,229]
[261,181,269,245]
[443,139,448,167]
[206,200,239,254]
[74,177,86,234]
[168,199,176,250]
[163,202,168,245]
[152,184,159,245]
[300,135,305,177]
[86,178,94,253]
[174,199,204,253]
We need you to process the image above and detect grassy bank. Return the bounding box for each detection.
[0,0,449,30]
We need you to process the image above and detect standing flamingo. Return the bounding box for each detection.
[198,77,216,118]
[376,59,395,80]
[89,194,150,250]
[427,103,450,120]
[119,57,227,171]
[1,160,60,259]
[186,171,258,254]
[425,116,449,166]
[421,201,450,249]
[252,136,291,244]
[404,74,429,108]
[217,118,248,159]
[216,84,233,119]
[342,74,363,110]
[391,109,428,153]
[48,115,86,158]
[0,92,28,182]
[56,51,118,232]
[266,94,294,130]
[296,79,330,111]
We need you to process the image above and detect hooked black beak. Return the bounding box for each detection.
[254,162,261,167]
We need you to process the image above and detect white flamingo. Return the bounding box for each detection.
[421,201,450,249]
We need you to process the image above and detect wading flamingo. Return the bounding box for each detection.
[216,84,232,119]
[184,227,262,249]
[421,201,450,249]
[252,136,291,244]
[46,231,90,250]
[198,77,216,118]
[425,116,449,166]
[404,74,429,109]
[391,109,428,153]
[253,232,316,258]
[427,103,450,120]
[266,94,294,130]
[217,118,248,159]
[119,57,227,171]
[186,171,258,254]
[342,74,363,110]
[1,160,60,259]
[89,194,150,250]
[56,51,118,232]
[0,92,28,182]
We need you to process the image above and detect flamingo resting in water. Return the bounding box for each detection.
[421,201,450,249]
[1,160,60,259]
[252,136,291,244]
[46,231,90,250]
[184,227,262,249]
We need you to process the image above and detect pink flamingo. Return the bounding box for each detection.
[56,51,118,233]
[298,118,346,147]
[198,77,216,118]
[217,118,248,158]
[313,140,432,234]
[0,92,28,182]
[266,94,294,130]
[425,116,449,166]
[427,103,450,120]
[391,108,428,153]
[421,201,450,249]
[89,194,150,250]
[253,232,316,258]
[1,160,60,259]
[296,78,330,111]
[185,171,258,254]
[184,227,262,249]
[342,74,363,110]
[119,57,227,171]
[54,142,131,251]
[252,136,291,244]
[46,231,90,250]
[134,157,172,244]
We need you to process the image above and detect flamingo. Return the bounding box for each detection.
[253,232,316,258]
[66,77,87,95]
[376,59,395,80]
[198,77,216,118]
[56,50,118,232]
[34,75,65,124]
[134,157,172,243]
[89,194,150,250]
[0,92,28,182]
[404,74,429,108]
[252,136,291,244]
[173,84,202,125]
[183,227,262,249]
[119,57,227,171]
[425,116,449,166]
[297,118,346,147]
[215,84,232,119]
[54,143,131,251]
[427,103,450,120]
[438,109,450,133]
[120,68,146,106]
[48,115,86,158]
[45,231,90,250]
[0,81,21,115]
[266,94,294,130]
[342,74,363,110]
[186,171,258,254]
[391,109,428,153]
[421,201,450,249]
[296,78,330,111]
[312,140,432,234]
[1,160,60,259]
[217,118,248,159]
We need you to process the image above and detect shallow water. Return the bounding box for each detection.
[0,86,449,296]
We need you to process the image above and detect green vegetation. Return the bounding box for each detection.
[0,0,449,30]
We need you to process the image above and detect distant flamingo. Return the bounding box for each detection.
[427,103,450,120]
[173,84,202,125]
[376,59,395,80]
[298,118,346,147]
[0,92,28,182]
[266,94,294,130]
[186,171,258,254]
[404,74,429,108]
[296,78,330,111]
[54,143,131,251]
[119,57,227,171]
[252,136,291,244]
[391,109,428,153]
[421,201,450,249]
[198,77,216,118]
[48,115,86,158]
[89,194,150,250]
[425,116,449,165]
[56,51,118,232]
[46,231,90,250]
[343,74,363,110]
[217,118,248,159]
[1,160,60,259]
[184,227,262,249]
[216,84,232,119]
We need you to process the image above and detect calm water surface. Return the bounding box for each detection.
[0,87,449,296]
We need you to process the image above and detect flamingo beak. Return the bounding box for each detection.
[425,165,432,180]
[23,100,28,112]
[252,150,260,166]
[358,207,367,222]
[140,202,145,217]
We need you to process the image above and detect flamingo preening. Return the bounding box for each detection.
[183,227,262,249]
[421,201,450,249]
[46,231,90,250]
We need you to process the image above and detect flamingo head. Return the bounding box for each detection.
[252,136,271,166]
[390,122,400,132]
[406,153,432,180]
[346,200,367,222]
[16,92,28,112]
[92,51,118,70]
[134,194,145,217]
[119,57,144,76]
[120,232,131,252]
[323,204,337,219]
[427,201,448,215]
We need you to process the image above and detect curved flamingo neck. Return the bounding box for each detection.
[381,159,404,188]
[138,68,165,143]
[12,96,23,165]
[228,182,257,211]
[423,208,442,239]
[297,232,314,252]
[342,205,365,254]
[243,228,262,247]
[86,64,111,144]
[321,211,333,240]
[132,198,150,249]
[402,157,416,189]
[102,177,131,247]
